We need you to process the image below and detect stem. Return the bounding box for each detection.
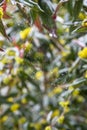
[51,37,65,51]
[69,57,80,72]
[52,0,69,19]
[16,3,30,26]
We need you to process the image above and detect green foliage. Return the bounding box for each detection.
[0,0,87,130]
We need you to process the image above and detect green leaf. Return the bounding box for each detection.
[18,0,43,11]
[38,0,54,15]
[67,0,74,16]
[73,0,83,20]
[72,77,86,86]
[0,19,10,40]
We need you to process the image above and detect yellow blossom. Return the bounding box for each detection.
[84,71,87,78]
[3,75,12,85]
[52,67,58,76]
[1,57,11,64]
[82,19,87,27]
[0,7,3,19]
[78,47,87,59]
[59,101,70,108]
[78,12,87,20]
[19,117,26,124]
[64,107,70,113]
[59,38,65,45]
[7,50,16,56]
[77,95,85,102]
[6,0,10,2]
[10,103,20,112]
[68,86,74,91]
[35,71,43,80]
[48,87,62,97]
[0,70,3,75]
[1,116,8,122]
[15,56,24,64]
[40,119,47,124]
[72,89,79,97]
[7,97,13,102]
[25,42,32,52]
[50,67,59,78]
[21,98,27,104]
[20,27,32,40]
[52,109,60,117]
[57,115,64,124]
[65,28,69,33]
[53,87,62,94]
[45,126,51,130]
[62,51,69,57]
[34,123,41,130]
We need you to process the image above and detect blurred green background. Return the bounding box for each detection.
[0,0,87,130]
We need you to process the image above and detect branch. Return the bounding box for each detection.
[52,0,69,19]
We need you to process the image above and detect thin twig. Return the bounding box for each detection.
[52,0,69,18]
[51,37,65,51]
[69,57,80,72]
[16,3,31,26]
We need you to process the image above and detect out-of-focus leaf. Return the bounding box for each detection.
[51,116,58,126]
[0,19,10,40]
[38,0,54,15]
[72,77,86,86]
[67,0,74,16]
[73,0,83,20]
[18,0,43,11]
[46,111,53,122]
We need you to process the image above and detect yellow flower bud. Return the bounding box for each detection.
[59,101,70,108]
[0,7,3,19]
[19,117,26,124]
[78,47,87,59]
[78,12,87,20]
[84,71,87,78]
[68,86,74,91]
[15,56,23,64]
[64,107,70,113]
[25,42,32,52]
[72,89,79,97]
[77,95,85,103]
[52,109,60,117]
[53,87,62,95]
[35,71,43,80]
[51,67,59,77]
[7,97,13,102]
[1,116,8,122]
[7,50,16,56]
[6,0,10,2]
[45,126,51,130]
[10,103,20,112]
[3,75,12,85]
[21,98,27,104]
[82,19,87,27]
[57,115,64,124]
[20,27,32,40]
